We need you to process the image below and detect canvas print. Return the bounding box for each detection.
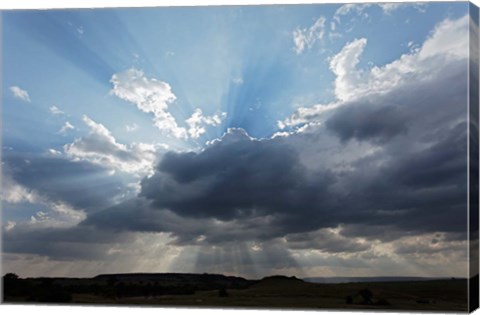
[1,1,479,313]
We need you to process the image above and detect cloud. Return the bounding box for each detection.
[293,16,326,54]
[64,115,158,175]
[9,86,31,102]
[125,123,139,132]
[58,121,75,135]
[333,4,372,24]
[2,14,471,278]
[285,228,371,253]
[1,176,39,204]
[3,154,127,212]
[111,68,227,140]
[185,109,226,139]
[48,149,62,156]
[419,16,469,60]
[380,3,427,14]
[232,77,244,85]
[81,16,470,259]
[139,128,333,222]
[329,38,367,101]
[3,225,131,261]
[281,15,469,126]
[2,175,86,229]
[110,68,187,138]
[333,3,427,24]
[85,76,468,243]
[325,99,409,144]
[49,105,65,115]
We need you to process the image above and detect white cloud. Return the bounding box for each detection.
[334,3,427,24]
[110,68,188,139]
[281,15,469,128]
[58,121,75,135]
[126,123,139,132]
[378,3,403,14]
[329,38,368,101]
[111,68,227,140]
[293,16,326,54]
[49,105,64,115]
[4,221,16,232]
[27,202,86,228]
[48,149,62,156]
[186,109,227,139]
[419,16,469,60]
[1,176,39,204]
[333,3,372,23]
[64,115,159,175]
[232,77,244,85]
[2,176,85,228]
[9,86,31,102]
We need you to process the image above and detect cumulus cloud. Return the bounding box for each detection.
[9,86,31,102]
[329,38,367,101]
[49,105,64,115]
[293,16,326,54]
[281,15,469,127]
[111,68,227,140]
[110,68,187,138]
[58,121,75,135]
[64,115,158,175]
[186,109,226,139]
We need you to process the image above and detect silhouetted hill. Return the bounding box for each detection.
[93,272,254,289]
[248,275,315,295]
[304,276,453,284]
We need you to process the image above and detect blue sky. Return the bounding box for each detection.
[3,3,467,144]
[1,2,475,278]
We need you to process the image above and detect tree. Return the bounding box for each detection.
[3,273,19,281]
[358,288,374,304]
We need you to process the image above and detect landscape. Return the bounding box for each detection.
[2,272,470,311]
[1,1,478,312]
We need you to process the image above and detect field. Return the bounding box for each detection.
[2,273,469,311]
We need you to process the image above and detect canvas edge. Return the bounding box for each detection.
[469,1,480,313]
[0,8,5,305]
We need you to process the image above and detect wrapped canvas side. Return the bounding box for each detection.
[469,2,479,313]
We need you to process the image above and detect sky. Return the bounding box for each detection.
[1,2,477,279]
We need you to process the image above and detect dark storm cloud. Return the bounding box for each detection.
[285,230,371,253]
[3,154,127,212]
[325,59,468,145]
[81,58,470,249]
[326,102,408,144]
[3,225,132,260]
[140,129,335,221]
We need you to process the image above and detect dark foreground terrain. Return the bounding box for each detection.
[2,272,469,311]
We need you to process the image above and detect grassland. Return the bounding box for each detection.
[2,273,469,311]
